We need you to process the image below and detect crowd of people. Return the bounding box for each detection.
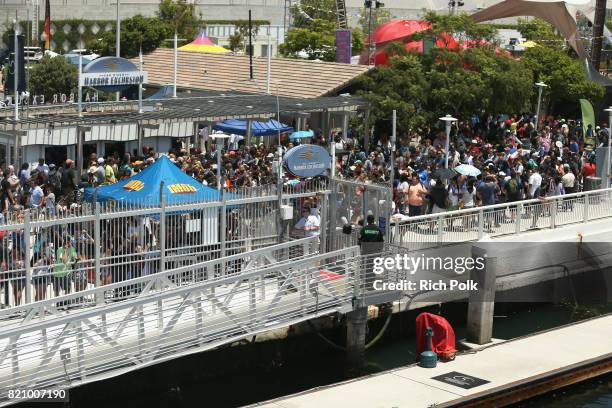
[329,114,608,227]
[0,111,611,308]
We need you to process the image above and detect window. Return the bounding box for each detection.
[261,44,273,57]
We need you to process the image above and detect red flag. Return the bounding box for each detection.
[44,0,51,51]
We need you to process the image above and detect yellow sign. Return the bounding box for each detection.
[168,184,196,194]
[298,149,315,160]
[124,180,144,191]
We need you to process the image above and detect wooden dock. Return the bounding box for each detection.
[253,314,612,408]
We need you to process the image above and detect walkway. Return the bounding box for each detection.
[254,314,612,408]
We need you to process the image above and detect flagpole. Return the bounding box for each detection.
[173,30,177,98]
[13,18,19,122]
[115,0,120,101]
[138,45,143,113]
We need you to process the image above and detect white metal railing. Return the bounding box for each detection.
[0,237,319,329]
[0,245,360,405]
[392,188,612,250]
[0,182,330,310]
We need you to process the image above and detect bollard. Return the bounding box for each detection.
[419,327,437,368]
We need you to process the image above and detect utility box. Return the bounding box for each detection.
[281,205,294,221]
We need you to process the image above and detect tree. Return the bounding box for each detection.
[517,18,565,49]
[91,15,168,58]
[280,19,364,61]
[462,47,534,114]
[425,11,497,43]
[358,7,392,35]
[157,0,201,40]
[357,52,429,133]
[291,0,337,29]
[521,44,604,114]
[28,55,77,102]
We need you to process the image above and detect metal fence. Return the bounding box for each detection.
[0,244,360,404]
[392,188,612,250]
[0,182,330,310]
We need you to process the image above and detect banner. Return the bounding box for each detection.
[80,71,148,87]
[579,98,595,145]
[6,34,26,93]
[335,29,352,64]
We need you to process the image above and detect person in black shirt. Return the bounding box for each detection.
[427,178,449,214]
[358,214,384,253]
[359,214,384,290]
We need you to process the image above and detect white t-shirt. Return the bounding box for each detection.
[295,215,320,237]
[528,172,542,197]
[461,187,475,208]
[561,172,575,188]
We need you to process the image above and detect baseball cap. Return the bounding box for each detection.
[97,158,105,164]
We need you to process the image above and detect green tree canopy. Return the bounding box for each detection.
[521,44,604,114]
[281,0,364,61]
[90,15,168,58]
[280,19,363,61]
[425,11,498,43]
[28,55,78,101]
[157,0,202,39]
[358,44,536,134]
[357,53,429,132]
[516,18,565,49]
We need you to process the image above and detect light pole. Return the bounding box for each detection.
[116,0,120,101]
[13,18,19,122]
[439,114,457,169]
[173,30,178,98]
[209,132,230,192]
[603,107,612,189]
[535,81,548,129]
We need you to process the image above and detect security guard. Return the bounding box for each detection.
[359,214,384,291]
[358,214,384,254]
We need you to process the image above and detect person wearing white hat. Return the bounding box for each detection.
[94,158,105,186]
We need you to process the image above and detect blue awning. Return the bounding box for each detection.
[85,155,237,206]
[213,119,293,136]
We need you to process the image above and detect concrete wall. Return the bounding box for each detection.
[1,0,507,38]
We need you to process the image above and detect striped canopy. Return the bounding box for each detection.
[178,31,230,54]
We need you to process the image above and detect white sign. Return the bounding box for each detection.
[80,71,148,87]
[0,92,99,109]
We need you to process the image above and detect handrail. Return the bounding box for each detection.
[394,187,612,224]
[0,236,318,320]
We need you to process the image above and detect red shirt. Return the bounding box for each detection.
[583,162,596,177]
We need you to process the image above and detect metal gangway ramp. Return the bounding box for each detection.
[0,238,361,406]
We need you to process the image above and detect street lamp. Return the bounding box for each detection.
[439,114,457,169]
[116,0,120,101]
[603,107,612,189]
[535,81,548,129]
[209,132,230,192]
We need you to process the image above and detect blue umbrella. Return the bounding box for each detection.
[289,130,314,140]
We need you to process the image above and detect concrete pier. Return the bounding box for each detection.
[345,307,368,373]
[466,247,496,345]
[253,314,612,408]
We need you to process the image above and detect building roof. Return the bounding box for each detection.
[0,94,368,130]
[133,48,371,98]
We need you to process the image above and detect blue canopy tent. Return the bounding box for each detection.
[85,155,237,206]
[213,119,293,136]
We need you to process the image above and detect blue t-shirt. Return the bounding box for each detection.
[31,186,44,207]
[478,182,498,206]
